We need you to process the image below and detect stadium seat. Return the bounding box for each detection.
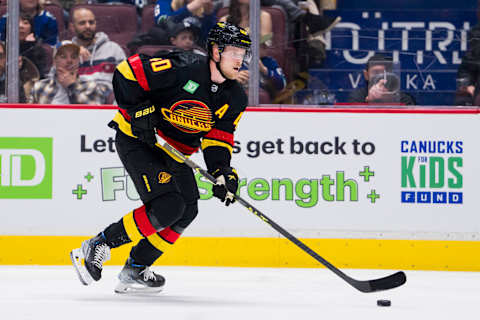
[140,4,155,33]
[69,4,138,48]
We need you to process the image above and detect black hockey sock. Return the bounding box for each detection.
[103,219,132,248]
[129,238,163,266]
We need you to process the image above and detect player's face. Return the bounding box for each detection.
[219,46,246,80]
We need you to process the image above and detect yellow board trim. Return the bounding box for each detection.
[201,139,233,154]
[117,60,137,81]
[147,233,172,252]
[1,236,480,271]
[122,211,144,243]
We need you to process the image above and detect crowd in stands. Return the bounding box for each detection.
[0,0,477,106]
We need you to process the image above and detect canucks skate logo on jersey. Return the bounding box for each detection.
[161,100,214,133]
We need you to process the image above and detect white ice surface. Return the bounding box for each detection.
[0,266,479,320]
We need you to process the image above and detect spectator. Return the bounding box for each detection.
[0,41,28,103]
[30,40,110,104]
[220,0,273,47]
[456,23,480,105]
[70,7,126,89]
[348,54,415,105]
[127,14,204,54]
[261,0,340,68]
[154,0,220,45]
[0,0,59,46]
[19,13,49,78]
[235,49,287,102]
[261,0,340,35]
[220,1,286,101]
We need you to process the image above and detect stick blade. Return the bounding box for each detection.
[354,271,407,293]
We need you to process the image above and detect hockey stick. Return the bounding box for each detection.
[157,139,406,293]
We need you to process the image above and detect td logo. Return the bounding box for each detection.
[0,137,52,199]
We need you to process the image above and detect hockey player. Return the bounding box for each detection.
[70,22,252,293]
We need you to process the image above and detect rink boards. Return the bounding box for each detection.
[0,105,479,271]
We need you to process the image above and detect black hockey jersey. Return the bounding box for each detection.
[109,51,248,171]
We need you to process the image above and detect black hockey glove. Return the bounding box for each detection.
[211,167,239,206]
[127,102,158,146]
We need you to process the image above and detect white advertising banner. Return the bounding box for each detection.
[0,107,478,240]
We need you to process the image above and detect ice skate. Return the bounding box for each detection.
[70,233,111,285]
[114,258,165,294]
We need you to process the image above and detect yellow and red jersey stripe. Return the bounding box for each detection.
[156,128,199,155]
[111,111,200,162]
[147,227,181,252]
[127,54,150,91]
[201,128,234,153]
[122,205,157,243]
[122,205,182,252]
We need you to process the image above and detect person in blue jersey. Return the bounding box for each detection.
[0,0,58,46]
[154,0,221,46]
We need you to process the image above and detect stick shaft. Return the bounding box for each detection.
[158,139,406,293]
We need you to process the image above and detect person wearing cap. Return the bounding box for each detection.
[347,53,416,105]
[70,7,126,90]
[169,22,196,51]
[29,40,110,104]
[167,17,206,55]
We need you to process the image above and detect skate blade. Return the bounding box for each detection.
[114,282,164,294]
[70,248,94,286]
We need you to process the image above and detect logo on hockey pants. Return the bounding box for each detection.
[158,172,172,184]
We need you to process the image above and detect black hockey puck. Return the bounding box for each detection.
[377,299,391,307]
